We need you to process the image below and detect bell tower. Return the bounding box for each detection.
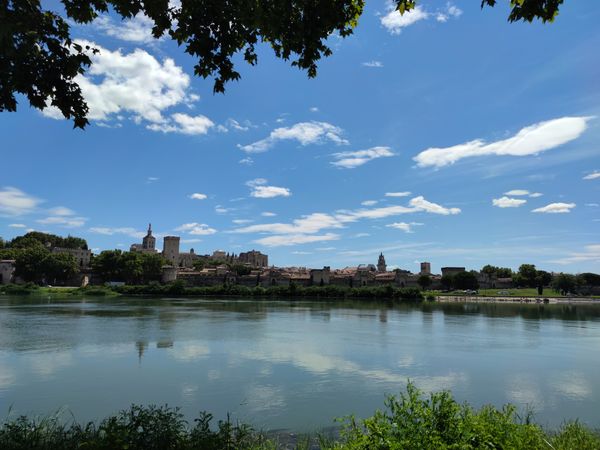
[377,253,387,273]
[142,223,156,251]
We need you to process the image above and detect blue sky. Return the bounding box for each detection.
[1,0,599,273]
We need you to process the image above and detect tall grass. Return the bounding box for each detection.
[1,384,599,449]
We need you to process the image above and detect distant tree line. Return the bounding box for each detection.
[0,232,86,284]
[114,281,424,301]
[92,250,166,284]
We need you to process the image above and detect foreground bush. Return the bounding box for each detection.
[0,283,39,295]
[0,405,274,450]
[1,385,599,449]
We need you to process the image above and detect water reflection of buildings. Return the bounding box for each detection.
[135,340,175,364]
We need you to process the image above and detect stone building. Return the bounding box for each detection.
[162,236,180,266]
[130,224,158,253]
[238,250,268,268]
[310,266,331,286]
[212,250,227,260]
[51,247,92,268]
[441,267,466,277]
[0,260,16,284]
[161,236,199,269]
[377,253,387,273]
[420,262,431,275]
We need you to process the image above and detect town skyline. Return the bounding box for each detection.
[1,1,599,273]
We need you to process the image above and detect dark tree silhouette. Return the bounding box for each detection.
[1,0,565,128]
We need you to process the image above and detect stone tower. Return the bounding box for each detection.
[162,236,180,266]
[142,223,156,251]
[420,262,431,275]
[377,253,387,273]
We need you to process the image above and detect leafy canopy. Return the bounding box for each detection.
[1,0,565,128]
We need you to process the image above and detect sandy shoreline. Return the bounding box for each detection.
[436,295,600,304]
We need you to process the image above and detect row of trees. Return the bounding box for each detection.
[1,231,87,251]
[92,250,166,284]
[0,232,87,284]
[417,263,600,295]
[417,271,480,291]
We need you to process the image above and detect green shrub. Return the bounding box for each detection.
[335,382,548,449]
[1,393,599,449]
[0,283,39,295]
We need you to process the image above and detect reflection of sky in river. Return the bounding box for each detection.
[1,297,600,431]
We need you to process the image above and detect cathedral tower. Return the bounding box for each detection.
[377,253,387,273]
[142,223,156,251]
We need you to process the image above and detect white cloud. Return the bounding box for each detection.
[436,3,463,22]
[246,178,267,187]
[215,205,232,214]
[583,171,600,180]
[232,213,343,236]
[254,233,340,247]
[551,244,600,265]
[232,219,253,225]
[8,223,27,228]
[189,193,207,200]
[385,191,411,197]
[331,146,394,169]
[226,118,250,131]
[93,14,156,44]
[37,216,87,228]
[42,41,205,129]
[147,113,214,135]
[147,176,159,183]
[413,116,593,168]
[231,196,458,246]
[309,107,319,112]
[386,222,422,233]
[361,200,378,206]
[504,189,530,196]
[239,121,348,153]
[247,178,291,198]
[180,238,202,244]
[503,189,543,198]
[532,202,576,214]
[381,5,429,34]
[586,203,599,207]
[492,196,527,208]
[0,187,41,216]
[408,196,461,215]
[261,212,277,217]
[89,227,146,238]
[381,2,461,34]
[239,157,254,165]
[38,206,86,227]
[174,222,217,235]
[362,60,384,68]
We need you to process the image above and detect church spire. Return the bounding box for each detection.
[377,252,387,273]
[147,223,152,236]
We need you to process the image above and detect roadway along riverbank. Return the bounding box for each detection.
[437,295,600,304]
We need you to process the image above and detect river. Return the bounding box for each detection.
[1,296,599,431]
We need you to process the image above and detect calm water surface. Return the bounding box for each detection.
[1,295,600,431]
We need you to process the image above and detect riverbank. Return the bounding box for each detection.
[437,295,600,304]
[3,283,600,305]
[2,383,599,450]
[0,283,425,301]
